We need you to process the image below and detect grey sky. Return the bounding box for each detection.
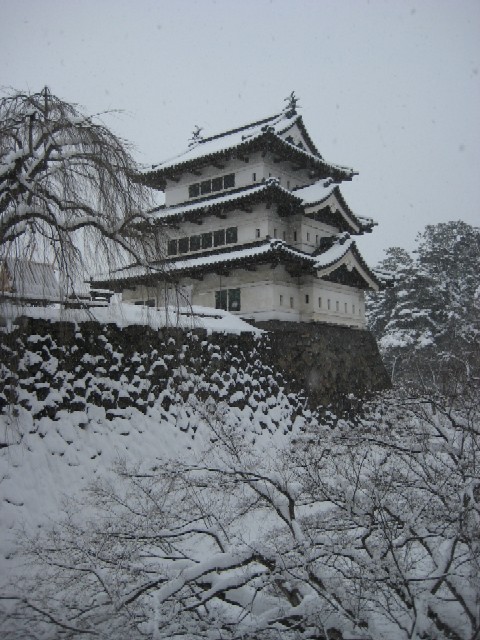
[2,0,479,264]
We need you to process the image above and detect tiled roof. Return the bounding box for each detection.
[93,237,382,290]
[141,112,356,188]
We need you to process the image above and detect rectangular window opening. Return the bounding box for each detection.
[226,226,238,244]
[305,294,309,304]
[211,177,223,192]
[223,173,235,189]
[190,235,201,252]
[215,289,228,311]
[178,237,189,254]
[215,289,240,312]
[214,229,226,247]
[201,232,213,249]
[228,288,241,311]
[189,183,200,198]
[200,180,212,195]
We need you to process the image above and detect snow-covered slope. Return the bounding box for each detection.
[0,315,313,606]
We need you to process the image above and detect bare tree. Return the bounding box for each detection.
[0,87,161,299]
[8,388,479,640]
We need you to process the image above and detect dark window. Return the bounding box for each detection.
[305,295,309,304]
[211,177,223,191]
[228,289,241,311]
[189,235,201,251]
[189,183,200,198]
[178,237,189,254]
[167,239,178,256]
[201,180,212,195]
[215,289,241,312]
[214,229,225,247]
[201,232,213,249]
[226,226,237,244]
[293,231,297,241]
[215,289,228,310]
[223,173,235,189]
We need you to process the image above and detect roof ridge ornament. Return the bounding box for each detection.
[188,125,204,147]
[284,91,300,118]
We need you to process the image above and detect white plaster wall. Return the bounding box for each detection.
[164,151,314,206]
[137,265,366,327]
[164,205,316,254]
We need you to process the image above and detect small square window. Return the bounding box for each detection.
[167,239,178,256]
[214,229,226,247]
[189,183,200,198]
[223,173,235,189]
[226,226,238,244]
[211,177,223,191]
[215,289,228,311]
[190,235,201,252]
[201,232,213,249]
[178,237,189,254]
[200,180,212,195]
[228,288,241,311]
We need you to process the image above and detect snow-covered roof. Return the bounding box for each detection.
[94,237,382,291]
[294,180,376,233]
[293,179,337,203]
[142,112,356,189]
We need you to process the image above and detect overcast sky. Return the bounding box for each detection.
[2,0,479,264]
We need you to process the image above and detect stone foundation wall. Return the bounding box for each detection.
[0,318,389,421]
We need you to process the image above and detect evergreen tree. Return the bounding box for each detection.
[368,221,480,387]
